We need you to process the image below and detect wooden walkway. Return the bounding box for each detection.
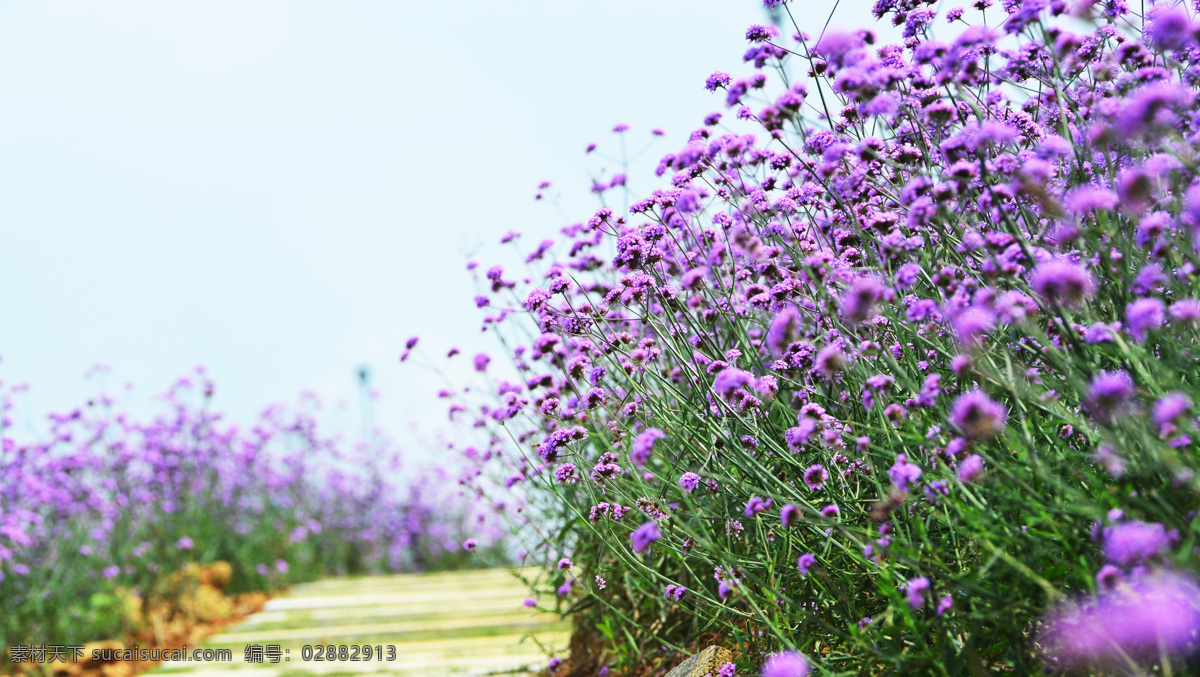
[151,568,569,677]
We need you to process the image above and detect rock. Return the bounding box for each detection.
[187,583,233,622]
[663,646,734,677]
[202,561,233,590]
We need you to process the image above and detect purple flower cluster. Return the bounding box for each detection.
[419,2,1200,673]
[1,371,497,644]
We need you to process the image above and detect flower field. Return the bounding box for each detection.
[418,1,1200,674]
[8,1,1200,675]
[0,369,501,663]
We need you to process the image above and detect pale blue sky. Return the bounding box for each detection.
[0,0,861,445]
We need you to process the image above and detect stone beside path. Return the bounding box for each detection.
[151,567,569,677]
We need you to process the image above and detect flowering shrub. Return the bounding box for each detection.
[429,0,1200,673]
[0,369,499,649]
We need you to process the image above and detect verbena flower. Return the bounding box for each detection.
[1102,521,1169,567]
[630,522,661,555]
[1042,572,1200,666]
[1029,259,1094,307]
[888,455,922,491]
[706,71,732,92]
[1086,370,1135,422]
[956,454,985,483]
[905,577,930,608]
[780,503,801,527]
[803,464,828,490]
[949,390,1007,439]
[745,496,772,517]
[631,428,665,467]
[1126,298,1165,342]
[679,472,701,493]
[1153,392,1191,427]
[713,367,755,398]
[797,553,816,577]
[761,651,809,677]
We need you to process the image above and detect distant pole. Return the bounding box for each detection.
[357,366,374,445]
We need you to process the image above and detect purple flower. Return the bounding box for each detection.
[1095,565,1123,591]
[718,581,734,600]
[1029,259,1094,307]
[1187,184,1200,229]
[525,288,552,312]
[744,496,772,517]
[523,597,537,608]
[1042,572,1200,666]
[631,428,665,467]
[1103,521,1169,567]
[176,536,194,550]
[405,336,419,349]
[796,553,816,577]
[767,307,802,355]
[1086,370,1134,422]
[630,522,661,554]
[1116,82,1191,139]
[803,464,828,491]
[760,651,809,677]
[841,276,891,324]
[1125,298,1165,342]
[474,353,491,372]
[956,454,985,483]
[894,262,922,289]
[1082,322,1119,344]
[937,595,953,616]
[906,577,930,608]
[814,344,847,376]
[463,538,477,552]
[705,71,732,92]
[745,24,779,43]
[1153,392,1192,426]
[714,368,755,397]
[1064,187,1119,215]
[1170,299,1200,323]
[679,472,701,493]
[951,306,995,345]
[1146,5,1198,51]
[820,504,840,519]
[888,454,922,491]
[949,390,1007,439]
[786,420,817,451]
[554,463,578,484]
[780,503,801,527]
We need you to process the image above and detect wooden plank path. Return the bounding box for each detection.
[151,568,569,677]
